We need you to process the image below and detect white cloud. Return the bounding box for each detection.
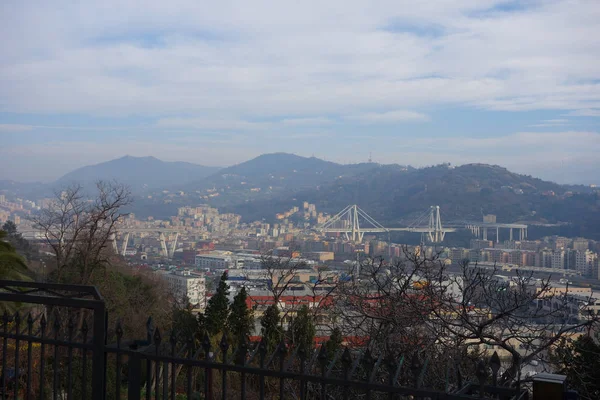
[565,109,600,117]
[0,124,33,132]
[281,117,333,126]
[0,1,599,117]
[529,118,569,127]
[155,118,271,131]
[345,110,429,123]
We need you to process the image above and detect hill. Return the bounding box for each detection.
[172,153,408,205]
[225,163,600,239]
[56,156,221,192]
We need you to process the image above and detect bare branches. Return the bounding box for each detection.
[31,181,132,283]
[333,247,600,386]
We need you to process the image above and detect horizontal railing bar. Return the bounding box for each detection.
[0,292,105,309]
[0,333,94,350]
[103,348,490,399]
[0,280,104,300]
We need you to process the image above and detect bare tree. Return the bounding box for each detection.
[334,246,600,388]
[32,181,132,284]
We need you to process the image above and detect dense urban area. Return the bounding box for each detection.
[3,159,600,400]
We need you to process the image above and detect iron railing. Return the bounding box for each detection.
[0,280,529,399]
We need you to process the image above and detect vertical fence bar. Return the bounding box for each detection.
[318,345,327,400]
[186,336,193,400]
[128,351,142,400]
[26,313,33,400]
[81,321,89,400]
[278,340,286,400]
[341,348,352,400]
[299,346,306,400]
[237,338,247,400]
[220,335,228,400]
[53,314,60,400]
[170,331,176,400]
[258,339,267,400]
[2,311,8,400]
[116,321,123,400]
[162,360,168,400]
[92,303,106,400]
[154,329,161,400]
[363,349,373,400]
[13,313,21,400]
[66,317,74,400]
[39,314,46,400]
[146,317,153,400]
[202,334,211,400]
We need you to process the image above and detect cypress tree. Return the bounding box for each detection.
[326,327,343,359]
[227,286,254,345]
[204,271,230,336]
[292,305,316,351]
[261,304,283,350]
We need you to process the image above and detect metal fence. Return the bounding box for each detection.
[0,280,528,400]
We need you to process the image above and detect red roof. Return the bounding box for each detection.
[247,295,334,309]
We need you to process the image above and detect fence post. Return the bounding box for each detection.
[128,351,142,400]
[92,303,107,400]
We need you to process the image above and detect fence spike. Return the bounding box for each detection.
[278,339,287,356]
[27,312,33,328]
[341,347,353,369]
[258,337,268,367]
[146,316,153,342]
[115,319,123,345]
[318,344,328,368]
[489,351,501,386]
[362,348,374,370]
[170,329,177,347]
[40,313,47,330]
[153,327,162,346]
[236,336,248,365]
[14,311,21,326]
[220,333,229,358]
[202,332,211,357]
[2,310,8,325]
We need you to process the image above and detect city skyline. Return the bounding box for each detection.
[2,1,600,183]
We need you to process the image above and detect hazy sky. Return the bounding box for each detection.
[1,0,599,183]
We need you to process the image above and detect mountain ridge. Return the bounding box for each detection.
[56,155,221,191]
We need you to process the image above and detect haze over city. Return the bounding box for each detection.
[2,0,600,183]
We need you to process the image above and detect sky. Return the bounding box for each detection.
[1,0,599,184]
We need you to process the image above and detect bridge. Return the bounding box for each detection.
[316,205,528,244]
[19,227,198,260]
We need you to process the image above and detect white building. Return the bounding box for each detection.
[163,270,206,307]
[195,252,235,269]
[574,250,597,277]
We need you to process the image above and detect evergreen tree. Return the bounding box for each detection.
[554,334,600,400]
[261,304,283,350]
[203,271,230,336]
[326,327,343,359]
[227,286,254,345]
[291,305,316,351]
